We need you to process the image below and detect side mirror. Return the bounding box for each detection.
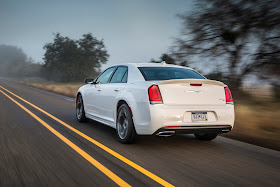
[85,78,94,84]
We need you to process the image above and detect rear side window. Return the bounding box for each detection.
[110,66,128,83]
[138,67,205,81]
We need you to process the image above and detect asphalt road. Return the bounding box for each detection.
[0,78,279,186]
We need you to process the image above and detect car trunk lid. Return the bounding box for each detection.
[158,79,226,106]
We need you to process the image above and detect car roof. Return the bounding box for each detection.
[113,63,193,69]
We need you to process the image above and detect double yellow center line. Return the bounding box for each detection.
[0,85,174,187]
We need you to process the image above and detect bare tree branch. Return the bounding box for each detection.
[173,0,280,90]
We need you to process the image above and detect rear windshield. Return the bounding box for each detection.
[138,67,205,81]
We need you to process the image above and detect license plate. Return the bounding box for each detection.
[191,112,208,121]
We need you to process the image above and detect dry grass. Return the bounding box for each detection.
[223,104,280,150]
[20,80,280,150]
[235,105,280,137]
[22,82,83,98]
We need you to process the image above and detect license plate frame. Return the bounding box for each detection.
[191,112,208,122]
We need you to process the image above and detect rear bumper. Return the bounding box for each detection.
[134,104,234,135]
[154,125,232,136]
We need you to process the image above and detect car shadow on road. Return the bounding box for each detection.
[82,119,223,150]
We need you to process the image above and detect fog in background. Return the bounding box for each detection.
[0,0,192,69]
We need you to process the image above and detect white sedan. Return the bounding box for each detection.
[76,63,234,143]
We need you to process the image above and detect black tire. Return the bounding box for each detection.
[76,95,88,123]
[194,133,218,141]
[116,104,137,144]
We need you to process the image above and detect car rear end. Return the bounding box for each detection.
[137,65,235,136]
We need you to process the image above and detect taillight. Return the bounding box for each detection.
[148,85,163,104]
[190,84,202,86]
[224,87,233,103]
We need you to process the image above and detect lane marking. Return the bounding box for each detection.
[0,85,174,187]
[0,89,130,187]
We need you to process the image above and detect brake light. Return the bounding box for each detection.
[148,85,163,104]
[224,87,233,103]
[190,84,202,86]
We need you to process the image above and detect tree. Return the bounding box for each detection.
[21,58,42,77]
[0,45,27,77]
[174,0,280,92]
[43,33,109,82]
[0,45,42,77]
[151,53,176,64]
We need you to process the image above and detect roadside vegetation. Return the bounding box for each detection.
[229,103,280,150]
[0,33,108,83]
[0,0,279,150]
[42,33,108,82]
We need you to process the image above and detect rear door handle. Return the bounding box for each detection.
[98,88,102,91]
[114,88,120,91]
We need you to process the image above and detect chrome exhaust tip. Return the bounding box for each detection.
[222,129,231,133]
[156,131,175,137]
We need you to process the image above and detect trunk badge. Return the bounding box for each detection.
[184,90,207,93]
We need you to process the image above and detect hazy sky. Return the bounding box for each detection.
[0,0,193,69]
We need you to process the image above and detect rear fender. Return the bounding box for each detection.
[115,88,151,134]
